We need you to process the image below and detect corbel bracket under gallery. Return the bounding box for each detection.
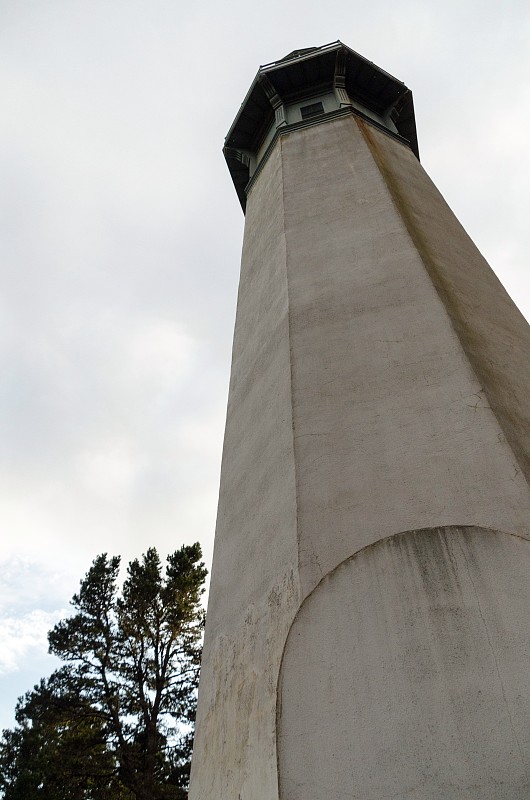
[259,73,288,129]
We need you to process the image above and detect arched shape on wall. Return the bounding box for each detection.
[277,526,530,799]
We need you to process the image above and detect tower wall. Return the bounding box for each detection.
[190,113,530,799]
[279,526,530,800]
[189,138,301,800]
[282,115,530,598]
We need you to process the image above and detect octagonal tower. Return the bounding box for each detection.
[190,42,530,799]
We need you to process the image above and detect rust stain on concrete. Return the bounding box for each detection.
[356,116,530,489]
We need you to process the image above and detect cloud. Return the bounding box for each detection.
[0,609,66,678]
[0,0,529,733]
[0,556,72,616]
[0,556,71,681]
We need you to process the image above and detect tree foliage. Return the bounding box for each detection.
[0,671,126,800]
[0,544,207,800]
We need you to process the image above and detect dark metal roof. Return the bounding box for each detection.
[224,41,419,210]
[277,47,320,63]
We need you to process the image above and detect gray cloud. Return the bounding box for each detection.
[1,0,529,729]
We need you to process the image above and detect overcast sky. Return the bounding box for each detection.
[1,0,529,731]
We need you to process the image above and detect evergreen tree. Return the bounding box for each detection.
[0,544,207,800]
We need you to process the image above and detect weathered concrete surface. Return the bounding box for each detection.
[189,138,300,800]
[281,115,530,598]
[190,114,530,800]
[358,118,530,486]
[279,526,530,800]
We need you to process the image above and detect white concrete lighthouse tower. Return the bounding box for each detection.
[189,42,530,800]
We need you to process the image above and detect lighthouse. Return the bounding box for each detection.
[189,42,530,799]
